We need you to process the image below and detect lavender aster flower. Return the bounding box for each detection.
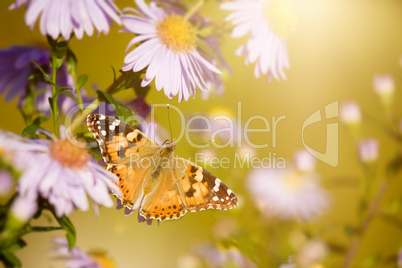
[17,126,121,217]
[222,0,295,82]
[246,167,328,220]
[0,45,80,114]
[10,0,121,40]
[121,0,221,102]
[53,237,116,268]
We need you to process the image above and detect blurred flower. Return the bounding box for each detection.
[177,254,202,268]
[340,101,361,125]
[212,218,237,240]
[294,150,316,173]
[0,170,14,197]
[296,239,328,268]
[398,248,402,268]
[246,167,328,220]
[222,0,294,82]
[358,138,379,163]
[126,96,151,119]
[10,194,38,223]
[0,46,81,114]
[53,237,116,268]
[278,263,296,268]
[121,0,221,102]
[9,0,121,40]
[17,126,121,217]
[195,243,256,268]
[373,74,394,109]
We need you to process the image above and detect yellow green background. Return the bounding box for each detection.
[1,0,402,267]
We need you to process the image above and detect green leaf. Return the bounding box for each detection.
[96,91,136,124]
[66,49,78,74]
[31,61,51,83]
[56,216,76,250]
[21,124,45,138]
[33,116,49,125]
[1,250,22,268]
[53,87,73,99]
[60,91,79,105]
[77,75,88,88]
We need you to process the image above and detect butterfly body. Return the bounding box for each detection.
[87,114,238,221]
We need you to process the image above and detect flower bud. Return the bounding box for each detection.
[340,102,361,125]
[358,138,379,163]
[294,150,316,172]
[373,74,395,109]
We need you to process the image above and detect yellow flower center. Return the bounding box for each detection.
[283,172,303,191]
[263,0,296,39]
[157,14,196,53]
[50,139,91,169]
[89,251,116,268]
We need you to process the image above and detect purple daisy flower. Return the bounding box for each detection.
[221,0,294,82]
[9,0,121,40]
[53,237,116,268]
[121,0,221,102]
[0,45,81,114]
[17,126,122,217]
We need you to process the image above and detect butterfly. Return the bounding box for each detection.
[87,114,238,222]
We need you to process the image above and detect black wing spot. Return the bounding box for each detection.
[190,165,198,173]
[185,187,196,198]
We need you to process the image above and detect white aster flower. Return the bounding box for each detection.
[246,167,328,220]
[121,0,221,102]
[222,0,295,82]
[10,0,121,40]
[297,239,328,268]
[17,126,121,217]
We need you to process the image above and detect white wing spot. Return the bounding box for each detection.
[109,125,115,131]
[221,198,224,202]
[226,196,229,200]
[97,121,100,125]
[227,189,233,195]
[97,126,101,130]
[91,121,94,125]
[213,186,219,192]
[101,130,107,136]
[215,179,221,188]
[213,196,219,201]
[99,115,106,120]
[113,120,120,126]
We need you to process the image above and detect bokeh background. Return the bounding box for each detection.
[1,0,402,267]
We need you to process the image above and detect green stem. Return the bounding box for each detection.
[342,179,388,268]
[51,58,59,138]
[184,0,204,21]
[72,71,83,111]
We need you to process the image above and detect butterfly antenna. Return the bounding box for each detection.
[167,104,173,140]
[176,139,215,147]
